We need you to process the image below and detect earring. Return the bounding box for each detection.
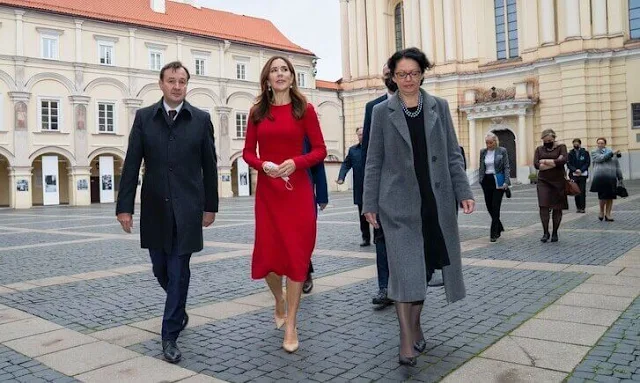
[268,84,272,91]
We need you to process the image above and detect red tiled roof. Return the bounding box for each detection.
[315,80,340,90]
[0,0,314,55]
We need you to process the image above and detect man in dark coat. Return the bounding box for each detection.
[361,64,396,306]
[116,61,218,363]
[567,138,591,213]
[337,128,369,246]
[303,137,328,294]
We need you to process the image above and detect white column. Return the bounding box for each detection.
[129,28,136,68]
[15,10,24,56]
[348,0,359,78]
[365,0,377,76]
[375,0,389,71]
[340,0,351,80]
[419,0,434,60]
[404,0,421,48]
[74,19,83,62]
[564,0,580,39]
[539,0,556,45]
[356,0,368,77]
[591,0,607,36]
[517,113,527,166]
[176,36,183,61]
[468,118,477,169]
[607,0,623,35]
[443,0,457,61]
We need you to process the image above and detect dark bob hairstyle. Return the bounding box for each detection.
[387,47,433,85]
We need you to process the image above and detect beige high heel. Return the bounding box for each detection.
[282,327,299,353]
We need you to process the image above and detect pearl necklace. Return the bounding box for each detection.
[400,93,423,118]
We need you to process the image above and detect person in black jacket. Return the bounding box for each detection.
[567,138,591,213]
[337,128,369,246]
[116,61,218,364]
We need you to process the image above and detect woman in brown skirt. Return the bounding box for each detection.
[533,129,568,242]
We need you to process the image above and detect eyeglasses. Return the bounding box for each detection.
[395,70,422,79]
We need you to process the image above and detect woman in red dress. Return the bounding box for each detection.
[243,56,327,353]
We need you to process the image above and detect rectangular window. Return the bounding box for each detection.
[99,43,114,65]
[41,35,59,60]
[297,72,306,88]
[98,102,115,133]
[40,100,60,131]
[631,0,640,39]
[236,62,246,80]
[235,112,248,138]
[149,50,163,71]
[195,58,206,75]
[495,0,519,60]
[632,103,640,129]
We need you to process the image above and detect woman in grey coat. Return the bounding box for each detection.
[362,48,474,366]
[590,137,623,221]
[479,132,511,242]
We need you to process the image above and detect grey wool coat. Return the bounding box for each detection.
[362,90,473,303]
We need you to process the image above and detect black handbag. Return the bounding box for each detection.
[616,180,629,198]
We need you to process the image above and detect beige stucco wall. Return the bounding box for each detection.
[340,0,640,182]
[0,4,343,208]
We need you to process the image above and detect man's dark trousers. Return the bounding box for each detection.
[357,204,371,243]
[572,176,587,210]
[149,224,191,341]
[374,222,389,290]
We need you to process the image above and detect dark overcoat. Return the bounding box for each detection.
[116,99,219,255]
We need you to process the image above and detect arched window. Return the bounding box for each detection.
[394,2,404,51]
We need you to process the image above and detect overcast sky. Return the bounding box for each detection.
[200,0,342,81]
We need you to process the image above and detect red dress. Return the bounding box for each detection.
[243,103,327,282]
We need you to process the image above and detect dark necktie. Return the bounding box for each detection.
[168,110,177,120]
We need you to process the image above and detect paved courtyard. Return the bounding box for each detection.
[0,181,639,382]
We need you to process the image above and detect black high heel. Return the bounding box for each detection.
[414,339,426,353]
[550,233,558,242]
[540,233,550,243]
[605,217,614,222]
[399,355,417,366]
[598,215,604,221]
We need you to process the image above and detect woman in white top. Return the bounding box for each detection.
[478,133,511,242]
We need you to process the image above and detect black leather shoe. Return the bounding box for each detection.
[414,339,426,353]
[540,233,550,243]
[302,274,313,294]
[359,240,371,247]
[399,355,417,366]
[372,289,393,305]
[550,234,558,242]
[180,312,189,331]
[162,340,182,363]
[490,237,497,242]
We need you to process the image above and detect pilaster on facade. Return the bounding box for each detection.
[8,91,30,103]
[68,95,91,105]
[14,10,25,57]
[74,19,84,62]
[9,165,33,209]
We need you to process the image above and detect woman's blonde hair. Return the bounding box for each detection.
[485,132,499,145]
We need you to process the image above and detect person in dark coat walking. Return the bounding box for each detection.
[362,63,397,306]
[567,138,590,213]
[116,61,219,364]
[303,137,328,294]
[337,128,369,246]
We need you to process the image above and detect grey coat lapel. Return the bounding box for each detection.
[388,94,412,148]
[423,89,438,139]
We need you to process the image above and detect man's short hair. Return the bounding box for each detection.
[573,138,582,144]
[160,61,191,81]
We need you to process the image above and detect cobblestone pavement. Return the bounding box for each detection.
[0,181,639,382]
